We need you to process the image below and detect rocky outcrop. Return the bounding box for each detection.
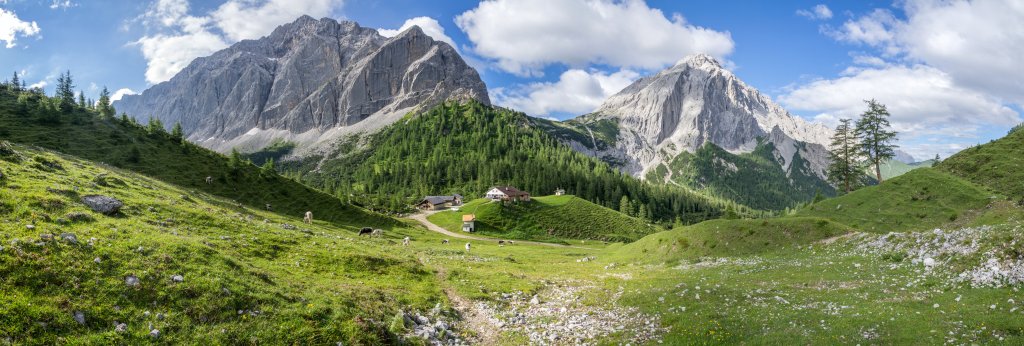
[115,16,489,153]
[81,195,123,215]
[569,54,832,180]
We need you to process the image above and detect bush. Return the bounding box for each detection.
[0,140,21,162]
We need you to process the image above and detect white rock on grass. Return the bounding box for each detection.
[73,311,85,325]
[923,258,936,268]
[150,329,160,338]
[115,322,127,333]
[171,275,184,283]
[125,275,140,287]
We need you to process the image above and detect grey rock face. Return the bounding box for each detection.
[571,54,832,180]
[81,195,123,215]
[114,16,489,153]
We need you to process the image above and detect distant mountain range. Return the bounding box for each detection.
[116,17,846,210]
[114,16,488,153]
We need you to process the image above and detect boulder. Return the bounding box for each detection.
[125,275,140,287]
[73,311,85,325]
[60,233,78,244]
[81,195,123,215]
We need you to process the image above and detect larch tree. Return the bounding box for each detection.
[827,118,863,193]
[97,87,113,118]
[855,99,898,183]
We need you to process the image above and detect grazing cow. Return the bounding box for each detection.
[205,176,213,185]
[403,237,410,246]
[265,204,272,211]
[498,240,505,247]
[442,239,449,244]
[303,211,313,224]
[358,227,373,236]
[508,240,515,245]
[465,243,471,252]
[372,229,383,237]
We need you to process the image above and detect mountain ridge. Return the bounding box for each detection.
[114,16,489,153]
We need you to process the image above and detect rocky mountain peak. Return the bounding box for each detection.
[678,53,723,70]
[114,16,488,154]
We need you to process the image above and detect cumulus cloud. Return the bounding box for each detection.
[28,80,47,89]
[780,64,1020,144]
[211,0,341,41]
[110,88,138,102]
[827,0,1024,104]
[455,0,733,76]
[134,0,343,84]
[0,8,41,48]
[797,4,832,20]
[493,69,639,116]
[378,16,456,48]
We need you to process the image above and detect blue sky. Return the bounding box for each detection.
[1,0,1021,160]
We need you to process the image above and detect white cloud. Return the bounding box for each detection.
[135,31,229,84]
[828,0,1024,104]
[211,0,342,42]
[378,16,455,48]
[110,88,138,102]
[134,0,342,84]
[0,8,41,48]
[780,64,1020,143]
[493,68,639,116]
[455,0,733,76]
[28,80,47,89]
[797,4,832,20]
[49,0,76,10]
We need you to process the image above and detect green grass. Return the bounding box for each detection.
[871,159,935,180]
[936,128,1024,199]
[0,91,390,228]
[0,144,439,344]
[427,195,659,242]
[612,217,850,264]
[797,168,992,232]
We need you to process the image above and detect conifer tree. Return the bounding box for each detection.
[827,118,863,193]
[10,71,20,91]
[170,122,184,143]
[97,87,113,118]
[78,91,87,109]
[855,99,898,183]
[55,70,76,112]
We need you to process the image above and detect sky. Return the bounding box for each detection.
[1,0,1021,160]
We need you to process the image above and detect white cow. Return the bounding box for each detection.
[403,237,410,246]
[205,176,213,185]
[303,211,313,224]
[465,243,471,252]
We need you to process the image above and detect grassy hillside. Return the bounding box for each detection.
[612,217,849,263]
[936,128,1024,199]
[650,141,835,210]
[427,195,659,242]
[872,159,935,180]
[0,87,389,227]
[796,168,991,232]
[0,144,437,343]
[287,101,741,224]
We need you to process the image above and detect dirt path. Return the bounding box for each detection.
[406,211,596,249]
[430,263,502,345]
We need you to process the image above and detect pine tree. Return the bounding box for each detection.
[77,91,87,109]
[10,71,20,91]
[55,70,76,112]
[97,87,113,118]
[855,99,898,183]
[934,153,940,162]
[261,158,276,177]
[170,122,184,143]
[827,118,863,193]
[146,117,165,136]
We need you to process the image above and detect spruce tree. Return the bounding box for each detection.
[10,72,20,91]
[77,91,87,109]
[97,87,113,118]
[827,118,863,193]
[55,70,76,112]
[170,122,184,143]
[855,99,898,183]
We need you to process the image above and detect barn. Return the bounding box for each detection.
[416,194,463,210]
[485,186,531,202]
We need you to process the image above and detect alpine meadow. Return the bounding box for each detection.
[1,1,1023,345]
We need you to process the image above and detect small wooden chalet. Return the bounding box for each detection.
[485,186,531,202]
[416,194,463,210]
[462,214,476,232]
